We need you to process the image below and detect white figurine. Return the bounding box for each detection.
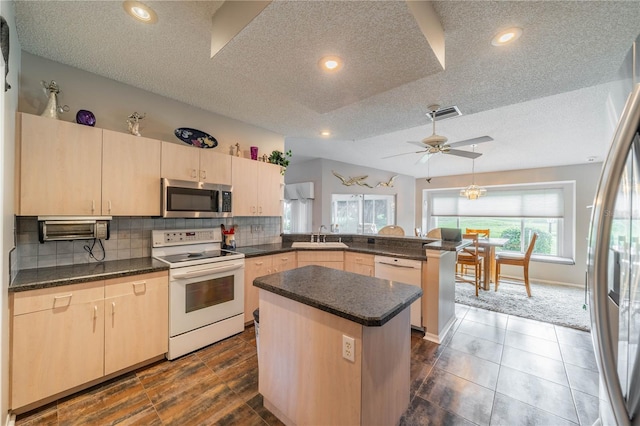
[127,112,145,136]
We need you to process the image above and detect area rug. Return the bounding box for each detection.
[455,279,591,331]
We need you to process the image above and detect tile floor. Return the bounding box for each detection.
[15,304,600,425]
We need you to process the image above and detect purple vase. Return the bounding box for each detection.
[250,146,258,160]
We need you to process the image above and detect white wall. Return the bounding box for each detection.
[19,52,284,157]
[286,158,416,233]
[415,162,603,286]
[1,0,19,419]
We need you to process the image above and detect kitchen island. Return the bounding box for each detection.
[254,265,422,426]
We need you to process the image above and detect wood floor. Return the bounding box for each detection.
[15,305,599,425]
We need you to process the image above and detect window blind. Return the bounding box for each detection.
[430,187,565,218]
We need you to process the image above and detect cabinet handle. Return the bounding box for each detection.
[255,261,264,266]
[54,294,73,300]
[91,200,95,213]
[281,258,288,261]
[94,305,98,319]
[258,206,263,214]
[191,169,197,179]
[274,267,279,272]
[132,281,146,293]
[108,200,112,214]
[251,206,256,214]
[112,302,116,314]
[200,170,207,180]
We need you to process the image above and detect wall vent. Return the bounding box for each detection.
[426,106,462,122]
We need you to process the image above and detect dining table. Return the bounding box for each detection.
[476,237,510,290]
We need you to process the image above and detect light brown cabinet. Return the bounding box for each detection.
[161,141,231,184]
[103,272,168,375]
[271,252,297,273]
[16,113,103,215]
[232,157,282,216]
[244,255,275,323]
[102,130,161,216]
[297,251,344,270]
[10,271,168,411]
[344,252,375,277]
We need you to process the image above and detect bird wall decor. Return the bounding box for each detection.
[332,170,373,188]
[376,175,398,188]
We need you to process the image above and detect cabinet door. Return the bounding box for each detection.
[161,141,200,182]
[257,162,283,216]
[199,149,232,185]
[344,252,375,277]
[102,130,161,216]
[272,252,296,273]
[11,281,105,409]
[232,156,258,216]
[244,255,273,323]
[17,113,102,215]
[104,272,168,375]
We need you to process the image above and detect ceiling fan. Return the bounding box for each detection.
[383,105,493,164]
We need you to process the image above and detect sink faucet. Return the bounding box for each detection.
[317,225,326,243]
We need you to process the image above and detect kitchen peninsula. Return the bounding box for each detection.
[254,265,422,426]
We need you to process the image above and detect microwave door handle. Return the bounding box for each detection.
[173,263,243,279]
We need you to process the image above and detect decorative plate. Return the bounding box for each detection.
[174,127,218,149]
[76,109,96,127]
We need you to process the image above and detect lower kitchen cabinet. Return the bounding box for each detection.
[10,271,168,411]
[344,252,375,277]
[244,252,297,323]
[297,251,344,270]
[104,272,168,375]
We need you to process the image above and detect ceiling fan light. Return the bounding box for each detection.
[460,184,487,200]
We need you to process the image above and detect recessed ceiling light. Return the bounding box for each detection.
[123,1,158,24]
[319,56,343,72]
[587,156,597,162]
[491,27,522,46]
[320,130,331,137]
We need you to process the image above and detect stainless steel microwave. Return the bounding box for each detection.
[161,178,232,218]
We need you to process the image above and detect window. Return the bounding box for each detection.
[331,194,396,234]
[283,183,314,233]
[424,181,575,260]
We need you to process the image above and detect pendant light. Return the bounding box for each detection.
[460,145,486,200]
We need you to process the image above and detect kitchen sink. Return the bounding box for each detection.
[291,242,348,249]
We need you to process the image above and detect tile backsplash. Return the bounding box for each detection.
[16,216,282,270]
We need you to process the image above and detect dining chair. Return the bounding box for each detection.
[456,233,483,297]
[495,233,538,297]
[465,228,490,238]
[378,225,405,236]
[460,228,490,274]
[426,228,441,239]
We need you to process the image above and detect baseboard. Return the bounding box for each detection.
[499,274,583,288]
[6,412,15,426]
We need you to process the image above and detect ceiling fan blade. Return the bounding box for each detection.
[417,152,433,164]
[448,136,493,148]
[381,150,426,159]
[445,149,483,159]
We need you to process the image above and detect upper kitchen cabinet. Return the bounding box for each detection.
[16,113,103,216]
[102,130,161,216]
[232,156,282,216]
[161,142,231,185]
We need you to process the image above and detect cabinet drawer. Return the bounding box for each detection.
[297,251,344,263]
[272,253,296,271]
[344,252,375,266]
[12,281,104,316]
[105,271,168,298]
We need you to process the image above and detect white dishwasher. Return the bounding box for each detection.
[374,255,423,329]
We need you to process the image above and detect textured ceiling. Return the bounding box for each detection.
[13,1,640,178]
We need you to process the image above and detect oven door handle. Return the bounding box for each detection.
[173,263,244,279]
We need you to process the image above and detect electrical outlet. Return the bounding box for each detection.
[342,335,355,362]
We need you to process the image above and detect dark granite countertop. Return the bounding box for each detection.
[10,257,170,292]
[423,240,471,252]
[235,242,428,261]
[253,265,422,327]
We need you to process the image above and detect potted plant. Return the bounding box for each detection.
[268,149,292,175]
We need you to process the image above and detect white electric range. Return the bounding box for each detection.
[152,228,245,360]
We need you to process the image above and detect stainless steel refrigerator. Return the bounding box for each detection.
[588,74,640,425]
